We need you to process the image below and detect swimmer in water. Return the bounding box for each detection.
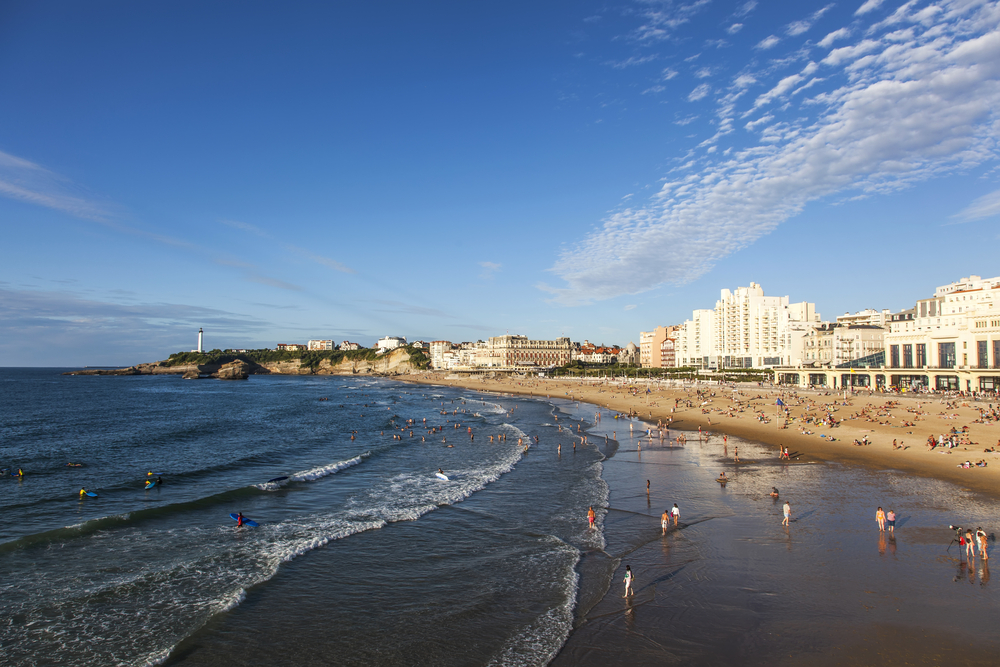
[79,488,89,498]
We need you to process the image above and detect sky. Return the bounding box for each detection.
[1,0,999,366]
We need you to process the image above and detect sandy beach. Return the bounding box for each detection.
[402,373,1000,499]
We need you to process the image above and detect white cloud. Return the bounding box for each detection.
[735,1,758,18]
[952,189,1000,222]
[695,67,713,79]
[0,150,111,222]
[727,23,744,34]
[756,35,781,50]
[479,261,502,279]
[734,73,757,88]
[624,304,637,310]
[819,27,852,48]
[662,68,679,80]
[608,54,657,69]
[688,83,711,101]
[856,0,885,16]
[544,0,1000,304]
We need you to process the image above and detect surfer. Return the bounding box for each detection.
[79,488,88,498]
[438,468,445,476]
[236,512,245,528]
[156,476,163,486]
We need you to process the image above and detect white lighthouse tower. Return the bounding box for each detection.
[196,328,204,353]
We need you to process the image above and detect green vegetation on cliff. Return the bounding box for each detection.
[164,344,430,370]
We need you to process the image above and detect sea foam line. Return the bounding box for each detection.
[290,453,367,482]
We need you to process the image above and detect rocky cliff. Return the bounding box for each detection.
[66,348,421,378]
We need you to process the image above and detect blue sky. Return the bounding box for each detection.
[2,0,999,366]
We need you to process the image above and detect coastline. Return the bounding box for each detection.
[399,373,1000,500]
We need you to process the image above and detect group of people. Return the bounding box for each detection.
[960,527,990,560]
[875,507,897,532]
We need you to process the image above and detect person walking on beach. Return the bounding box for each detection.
[977,527,989,560]
[623,565,634,597]
[671,503,680,526]
[966,529,976,559]
[588,506,596,529]
[662,509,670,535]
[876,507,886,531]
[782,501,791,526]
[886,509,896,533]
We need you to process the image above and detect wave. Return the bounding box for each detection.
[289,453,366,482]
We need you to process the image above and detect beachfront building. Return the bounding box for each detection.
[308,339,334,351]
[802,324,885,366]
[276,343,307,351]
[620,342,639,366]
[884,275,1000,392]
[836,309,892,328]
[376,336,407,354]
[660,338,676,368]
[578,342,622,364]
[340,341,361,351]
[429,341,453,369]
[481,335,572,368]
[639,326,669,368]
[676,309,715,369]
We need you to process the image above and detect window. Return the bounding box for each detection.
[939,342,956,369]
[890,345,900,368]
[916,344,926,368]
[995,340,1000,369]
[979,340,988,369]
[903,344,913,368]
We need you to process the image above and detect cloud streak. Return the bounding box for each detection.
[545,0,1000,304]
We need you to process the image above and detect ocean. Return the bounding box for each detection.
[0,369,608,666]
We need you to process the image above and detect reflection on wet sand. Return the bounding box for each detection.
[551,405,1000,667]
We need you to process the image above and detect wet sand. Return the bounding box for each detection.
[550,402,1000,666]
[401,374,1000,500]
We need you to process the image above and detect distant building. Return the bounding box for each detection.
[276,343,307,351]
[481,335,572,368]
[660,338,676,368]
[802,324,885,366]
[377,336,407,354]
[639,326,670,368]
[429,341,454,369]
[619,341,639,366]
[308,340,334,351]
[836,309,891,328]
[340,341,361,351]
[410,340,429,350]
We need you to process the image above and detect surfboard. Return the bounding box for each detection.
[145,480,157,489]
[435,472,449,481]
[716,478,728,484]
[230,513,258,527]
[266,476,288,483]
[147,472,165,476]
[85,491,98,497]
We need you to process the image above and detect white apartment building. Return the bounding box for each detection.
[429,341,453,369]
[675,284,819,369]
[885,275,1000,391]
[836,309,891,328]
[308,339,334,351]
[340,341,361,351]
[376,336,407,354]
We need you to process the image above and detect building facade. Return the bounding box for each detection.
[884,275,1000,391]
[276,343,307,351]
[376,336,407,353]
[308,339,334,351]
[482,335,573,368]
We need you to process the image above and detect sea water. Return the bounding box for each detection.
[0,370,608,666]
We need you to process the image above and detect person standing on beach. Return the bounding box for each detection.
[782,501,791,526]
[977,527,988,560]
[671,503,680,526]
[623,565,634,597]
[588,506,596,529]
[966,529,977,559]
[886,509,896,533]
[876,507,886,531]
[662,509,670,535]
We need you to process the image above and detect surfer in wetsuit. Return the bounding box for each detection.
[79,488,88,498]
[156,476,163,486]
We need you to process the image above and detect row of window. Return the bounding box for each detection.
[889,340,1000,369]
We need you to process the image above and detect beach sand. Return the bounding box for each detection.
[401,373,1000,499]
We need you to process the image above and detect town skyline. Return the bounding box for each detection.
[2,0,999,366]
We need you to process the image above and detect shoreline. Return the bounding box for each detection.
[398,373,1000,501]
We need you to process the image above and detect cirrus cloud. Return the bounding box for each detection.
[543,0,1000,305]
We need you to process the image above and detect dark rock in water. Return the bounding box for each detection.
[182,370,201,380]
[214,360,250,380]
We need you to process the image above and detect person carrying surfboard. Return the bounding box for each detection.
[236,512,245,528]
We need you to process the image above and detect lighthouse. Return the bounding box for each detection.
[197,328,204,353]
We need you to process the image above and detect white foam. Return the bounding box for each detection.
[290,453,366,482]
